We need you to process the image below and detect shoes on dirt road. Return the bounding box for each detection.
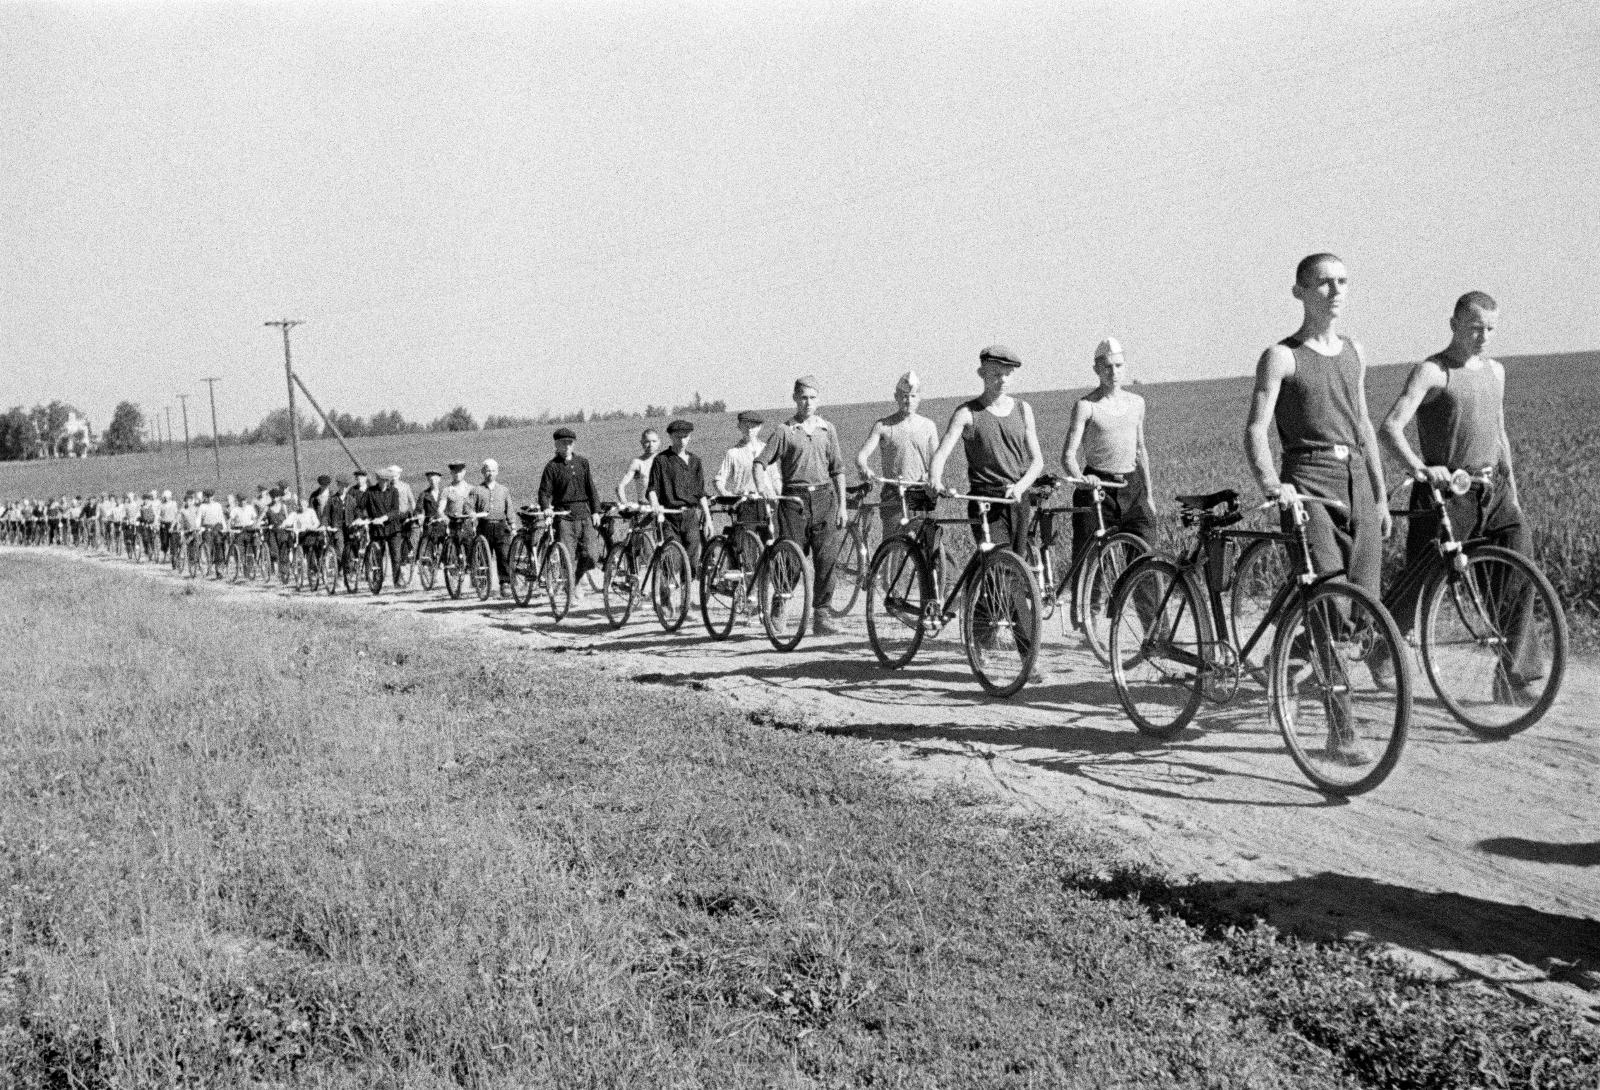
[812,612,844,637]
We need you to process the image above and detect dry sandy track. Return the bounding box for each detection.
[28,545,1600,1020]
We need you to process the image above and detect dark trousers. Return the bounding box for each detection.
[1071,466,1154,570]
[1395,476,1540,679]
[661,508,704,573]
[556,503,606,576]
[779,489,839,611]
[374,531,402,579]
[482,520,512,584]
[1280,453,1383,597]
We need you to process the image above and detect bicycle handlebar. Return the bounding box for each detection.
[942,492,1017,506]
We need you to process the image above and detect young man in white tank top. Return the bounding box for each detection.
[1061,337,1157,566]
[856,370,939,543]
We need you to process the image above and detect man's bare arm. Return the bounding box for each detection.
[1351,341,1391,535]
[1060,399,1093,479]
[1244,345,1291,497]
[1011,401,1045,497]
[1380,360,1448,484]
[928,406,971,493]
[856,421,885,481]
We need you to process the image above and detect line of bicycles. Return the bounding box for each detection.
[8,468,1567,798]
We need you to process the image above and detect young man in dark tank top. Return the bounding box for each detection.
[1244,252,1391,595]
[929,345,1046,678]
[1380,292,1540,686]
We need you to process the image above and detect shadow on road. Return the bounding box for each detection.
[1479,838,1600,867]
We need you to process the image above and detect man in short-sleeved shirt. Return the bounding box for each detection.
[757,374,849,636]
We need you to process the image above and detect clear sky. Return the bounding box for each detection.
[4,0,1597,436]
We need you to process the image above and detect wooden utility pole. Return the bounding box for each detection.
[202,377,222,482]
[266,319,305,500]
[177,394,192,465]
[164,406,173,454]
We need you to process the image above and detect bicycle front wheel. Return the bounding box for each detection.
[962,548,1042,698]
[865,535,931,669]
[601,543,636,629]
[1271,580,1409,796]
[443,538,464,599]
[509,535,536,607]
[417,537,439,591]
[1420,544,1566,738]
[651,539,692,633]
[227,543,244,583]
[1109,557,1209,738]
[758,538,812,651]
[699,536,741,640]
[543,541,575,621]
[1076,532,1148,665]
[472,537,493,601]
[292,549,307,591]
[364,542,385,595]
[826,522,870,617]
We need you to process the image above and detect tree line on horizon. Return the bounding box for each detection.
[0,393,730,460]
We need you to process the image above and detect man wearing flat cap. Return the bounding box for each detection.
[363,466,405,587]
[757,374,849,637]
[538,427,605,590]
[716,410,778,531]
[929,345,1046,678]
[339,470,371,575]
[417,470,446,564]
[648,419,713,577]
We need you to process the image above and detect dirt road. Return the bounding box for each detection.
[33,546,1600,1019]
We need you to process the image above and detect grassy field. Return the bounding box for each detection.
[4,553,1598,1088]
[4,350,1597,627]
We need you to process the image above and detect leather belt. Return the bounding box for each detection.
[1287,443,1352,462]
[784,483,829,494]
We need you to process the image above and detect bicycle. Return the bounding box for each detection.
[1108,488,1411,796]
[824,481,879,617]
[598,504,655,628]
[415,516,448,591]
[864,490,1043,697]
[440,514,487,600]
[509,507,576,620]
[698,496,768,639]
[1380,471,1562,737]
[1020,474,1148,663]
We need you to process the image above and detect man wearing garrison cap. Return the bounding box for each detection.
[538,426,605,591]
[1061,337,1157,569]
[756,374,849,637]
[857,369,940,545]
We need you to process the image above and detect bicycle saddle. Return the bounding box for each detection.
[1175,489,1239,511]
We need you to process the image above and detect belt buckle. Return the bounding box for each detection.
[1331,443,1350,461]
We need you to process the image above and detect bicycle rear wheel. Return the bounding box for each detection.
[962,548,1042,697]
[826,522,870,617]
[1229,538,1290,671]
[543,541,575,621]
[472,537,493,601]
[865,535,930,669]
[1271,580,1408,796]
[1419,544,1566,738]
[698,536,741,639]
[758,538,811,651]
[601,542,636,628]
[1076,532,1148,665]
[651,539,691,633]
[509,535,536,607]
[1109,557,1209,738]
[364,542,385,595]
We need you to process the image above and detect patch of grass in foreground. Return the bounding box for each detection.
[1,554,1595,1089]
